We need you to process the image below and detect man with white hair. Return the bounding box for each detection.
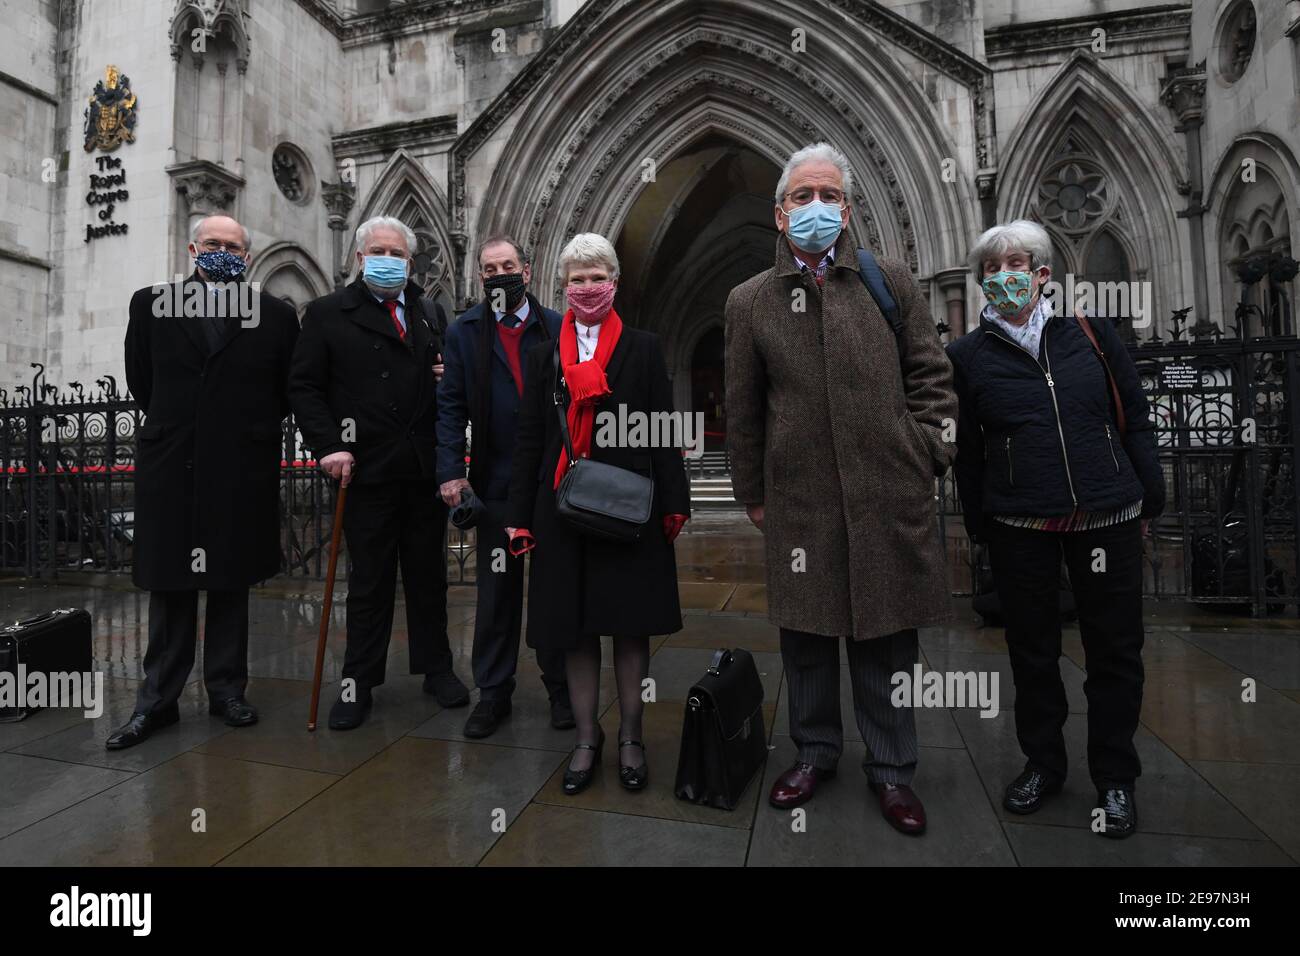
[109,214,299,749]
[290,215,469,730]
[726,143,958,834]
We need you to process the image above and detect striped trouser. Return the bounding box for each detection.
[779,627,919,784]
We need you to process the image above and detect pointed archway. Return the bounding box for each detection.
[356,149,457,314]
[998,51,1187,339]
[453,0,986,310]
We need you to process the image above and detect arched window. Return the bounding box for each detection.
[1084,232,1132,320]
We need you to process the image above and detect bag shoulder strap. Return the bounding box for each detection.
[1073,310,1127,439]
[855,248,902,338]
[551,340,577,466]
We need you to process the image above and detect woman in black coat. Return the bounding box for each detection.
[506,232,690,796]
[946,219,1165,839]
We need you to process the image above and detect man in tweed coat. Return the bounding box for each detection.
[725,142,957,835]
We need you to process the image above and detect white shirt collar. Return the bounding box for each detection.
[575,319,601,362]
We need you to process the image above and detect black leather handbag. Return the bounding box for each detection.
[551,342,654,542]
[674,648,768,810]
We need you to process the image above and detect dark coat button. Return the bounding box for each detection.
[380,370,390,379]
[372,342,381,350]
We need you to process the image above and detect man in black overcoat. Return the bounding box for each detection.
[108,214,299,750]
[289,216,469,730]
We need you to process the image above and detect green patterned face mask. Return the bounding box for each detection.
[981,269,1035,316]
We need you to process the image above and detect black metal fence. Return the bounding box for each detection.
[4,335,1299,616]
[0,367,476,585]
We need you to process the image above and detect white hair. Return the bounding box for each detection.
[190,215,252,253]
[775,142,854,202]
[968,219,1053,273]
[559,232,620,281]
[356,215,416,254]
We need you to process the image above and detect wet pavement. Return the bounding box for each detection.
[1,517,1297,866]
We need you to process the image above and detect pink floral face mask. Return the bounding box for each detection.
[566,281,616,323]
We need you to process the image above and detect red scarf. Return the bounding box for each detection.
[553,308,622,489]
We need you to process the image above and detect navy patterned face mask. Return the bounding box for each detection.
[195,249,248,282]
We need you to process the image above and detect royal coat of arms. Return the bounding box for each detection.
[83,65,138,152]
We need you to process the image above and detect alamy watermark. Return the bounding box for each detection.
[0,666,104,718]
[1042,274,1153,329]
[594,403,705,459]
[890,664,1000,718]
[150,275,262,328]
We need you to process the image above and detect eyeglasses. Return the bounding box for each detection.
[198,239,247,255]
[783,187,845,206]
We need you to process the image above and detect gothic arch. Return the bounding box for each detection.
[455,0,984,307]
[355,149,457,305]
[1205,132,1300,333]
[250,240,330,316]
[998,50,1186,335]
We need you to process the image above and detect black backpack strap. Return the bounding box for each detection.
[856,248,902,338]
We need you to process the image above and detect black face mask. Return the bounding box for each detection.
[482,272,526,313]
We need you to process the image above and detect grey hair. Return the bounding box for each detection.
[355,215,417,254]
[774,142,853,203]
[190,215,252,253]
[559,232,620,281]
[969,219,1053,274]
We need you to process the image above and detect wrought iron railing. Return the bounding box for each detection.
[4,332,1298,615]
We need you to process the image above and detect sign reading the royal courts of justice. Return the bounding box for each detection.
[82,65,136,243]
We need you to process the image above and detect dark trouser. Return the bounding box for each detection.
[135,588,249,714]
[341,478,452,691]
[780,627,919,785]
[986,518,1145,789]
[471,497,567,702]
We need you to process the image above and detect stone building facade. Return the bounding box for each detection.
[2,0,1297,424]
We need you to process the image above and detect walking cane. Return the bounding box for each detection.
[308,481,348,731]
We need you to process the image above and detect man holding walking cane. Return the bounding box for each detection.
[291,215,469,730]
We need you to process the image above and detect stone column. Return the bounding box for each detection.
[1160,63,1210,338]
[165,159,245,275]
[933,267,970,339]
[321,181,356,289]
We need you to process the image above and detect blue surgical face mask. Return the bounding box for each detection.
[362,255,408,291]
[781,200,844,254]
[194,249,248,282]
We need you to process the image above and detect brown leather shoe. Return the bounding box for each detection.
[769,762,836,809]
[869,782,927,835]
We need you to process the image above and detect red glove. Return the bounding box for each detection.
[663,513,688,543]
[507,527,535,556]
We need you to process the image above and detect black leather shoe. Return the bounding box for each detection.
[105,704,180,751]
[618,738,648,791]
[1003,768,1063,815]
[549,693,575,730]
[328,690,373,731]
[463,698,511,739]
[423,670,470,708]
[208,696,258,727]
[1096,787,1138,839]
[563,730,605,796]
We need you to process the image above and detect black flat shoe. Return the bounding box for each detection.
[618,738,648,791]
[1096,787,1137,838]
[209,696,259,727]
[423,670,470,708]
[549,693,575,730]
[562,730,605,796]
[328,691,373,731]
[463,698,511,739]
[1003,767,1063,815]
[105,704,180,751]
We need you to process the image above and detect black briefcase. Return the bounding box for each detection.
[0,608,93,722]
[674,648,767,810]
